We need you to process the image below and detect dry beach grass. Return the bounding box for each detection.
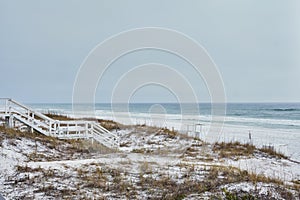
[0,116,299,199]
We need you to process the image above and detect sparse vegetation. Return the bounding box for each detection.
[0,119,299,199]
[131,148,145,153]
[97,119,121,131]
[45,113,74,121]
[157,127,177,138]
[213,141,255,159]
[222,188,256,200]
[259,145,288,159]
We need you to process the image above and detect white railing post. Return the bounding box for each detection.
[8,105,11,116]
[91,123,95,143]
[8,114,14,128]
[85,122,88,138]
[58,121,61,135]
[53,121,57,135]
[49,120,52,136]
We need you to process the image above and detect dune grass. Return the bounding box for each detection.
[213,141,255,159]
[213,141,289,160]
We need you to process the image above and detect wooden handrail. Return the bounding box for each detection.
[0,98,119,148]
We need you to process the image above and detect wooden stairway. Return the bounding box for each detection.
[0,98,119,149]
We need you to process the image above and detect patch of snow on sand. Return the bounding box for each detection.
[226,157,300,182]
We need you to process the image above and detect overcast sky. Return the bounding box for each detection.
[1,0,300,103]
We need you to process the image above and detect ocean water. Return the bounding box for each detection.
[29,103,300,160]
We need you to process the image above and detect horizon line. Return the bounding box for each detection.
[26,101,300,104]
